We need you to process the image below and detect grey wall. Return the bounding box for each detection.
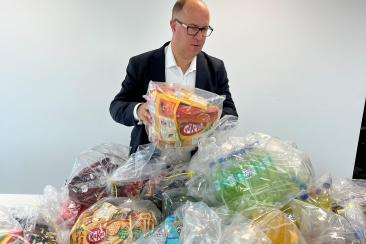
[0,0,365,193]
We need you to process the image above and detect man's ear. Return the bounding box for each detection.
[170,19,176,32]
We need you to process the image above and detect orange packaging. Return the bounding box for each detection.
[146,82,223,149]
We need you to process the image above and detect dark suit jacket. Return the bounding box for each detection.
[110,42,238,154]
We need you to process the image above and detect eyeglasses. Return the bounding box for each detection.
[175,19,213,37]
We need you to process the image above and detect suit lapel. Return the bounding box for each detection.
[150,42,169,83]
[195,52,209,90]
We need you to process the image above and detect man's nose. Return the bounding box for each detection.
[194,31,205,40]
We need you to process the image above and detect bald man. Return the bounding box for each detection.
[110,0,238,155]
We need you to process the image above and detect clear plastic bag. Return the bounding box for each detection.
[178,201,222,244]
[299,174,333,211]
[140,160,191,213]
[145,81,225,149]
[162,188,198,218]
[135,214,183,244]
[188,131,314,211]
[219,215,271,244]
[9,204,63,244]
[0,205,28,243]
[67,143,130,207]
[332,178,366,214]
[70,198,161,244]
[137,201,221,244]
[337,200,366,242]
[250,207,306,244]
[290,199,365,244]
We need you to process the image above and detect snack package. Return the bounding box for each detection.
[0,206,27,243]
[137,201,221,244]
[188,130,314,211]
[67,143,130,207]
[135,214,183,244]
[145,81,224,149]
[68,143,161,209]
[290,199,365,244]
[9,204,63,244]
[70,198,161,244]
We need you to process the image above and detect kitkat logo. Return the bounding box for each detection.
[180,122,206,136]
[87,227,106,243]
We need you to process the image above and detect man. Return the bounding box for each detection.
[110,0,238,155]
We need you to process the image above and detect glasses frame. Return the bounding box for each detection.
[175,18,214,37]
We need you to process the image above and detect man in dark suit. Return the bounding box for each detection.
[110,0,238,154]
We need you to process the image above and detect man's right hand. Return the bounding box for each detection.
[137,102,152,126]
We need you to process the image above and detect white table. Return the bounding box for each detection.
[0,194,41,207]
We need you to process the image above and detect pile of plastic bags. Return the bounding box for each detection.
[1,83,365,243]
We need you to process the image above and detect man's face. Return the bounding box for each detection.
[171,2,210,60]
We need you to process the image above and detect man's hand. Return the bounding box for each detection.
[137,102,152,126]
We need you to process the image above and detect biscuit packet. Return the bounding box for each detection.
[145,81,224,150]
[70,197,161,244]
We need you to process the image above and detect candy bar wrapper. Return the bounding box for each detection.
[187,131,314,211]
[70,198,161,244]
[0,205,28,243]
[289,199,365,244]
[145,81,224,149]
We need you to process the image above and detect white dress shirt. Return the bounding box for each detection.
[133,43,197,122]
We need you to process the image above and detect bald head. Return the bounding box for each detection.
[170,0,211,63]
[172,0,210,21]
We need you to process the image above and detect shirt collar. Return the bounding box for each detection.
[165,43,197,73]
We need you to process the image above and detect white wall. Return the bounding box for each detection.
[0,0,365,193]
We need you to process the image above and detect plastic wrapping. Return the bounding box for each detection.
[250,208,306,244]
[67,143,130,207]
[300,174,333,211]
[145,81,224,149]
[0,206,27,243]
[337,200,366,242]
[135,214,183,244]
[177,201,222,244]
[332,178,366,214]
[188,131,314,211]
[9,204,62,244]
[137,201,221,244]
[162,188,198,218]
[70,198,161,243]
[219,215,271,244]
[290,199,365,244]
[67,143,163,209]
[141,161,191,213]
